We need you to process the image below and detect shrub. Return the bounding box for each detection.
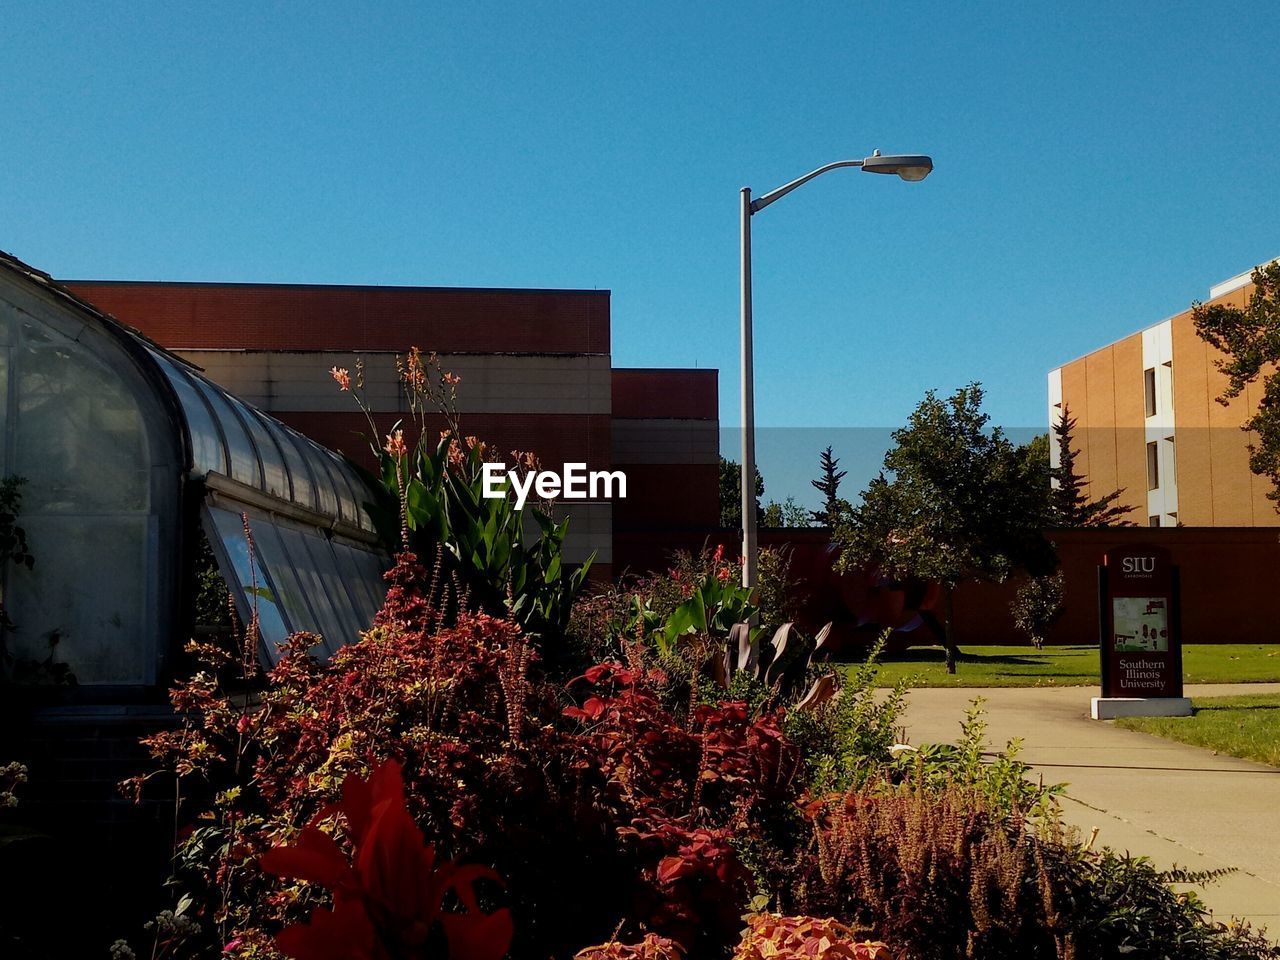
[734,915,893,960]
[793,785,1070,960]
[574,933,684,960]
[335,349,592,651]
[260,759,512,960]
[785,632,909,794]
[128,550,813,960]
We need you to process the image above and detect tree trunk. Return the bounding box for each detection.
[944,585,958,675]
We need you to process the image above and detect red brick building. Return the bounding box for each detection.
[61,279,721,577]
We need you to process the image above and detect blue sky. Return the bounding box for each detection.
[4,2,1278,505]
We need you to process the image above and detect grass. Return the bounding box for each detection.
[1115,693,1280,767]
[860,644,1280,688]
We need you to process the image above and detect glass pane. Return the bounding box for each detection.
[205,507,290,662]
[263,417,318,512]
[332,542,380,627]
[193,377,261,488]
[275,526,349,656]
[151,352,227,477]
[334,459,376,532]
[248,521,333,658]
[228,396,289,499]
[15,335,149,514]
[317,450,359,526]
[283,427,339,518]
[5,515,150,684]
[300,532,365,648]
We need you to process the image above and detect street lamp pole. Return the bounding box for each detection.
[738,151,933,590]
[739,186,758,589]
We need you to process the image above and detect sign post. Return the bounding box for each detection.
[1092,544,1192,720]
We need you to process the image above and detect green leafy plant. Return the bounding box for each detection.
[786,631,910,793]
[718,621,837,712]
[334,349,593,646]
[889,697,1064,818]
[658,546,757,655]
[1011,572,1064,649]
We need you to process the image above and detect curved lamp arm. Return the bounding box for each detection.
[749,159,864,214]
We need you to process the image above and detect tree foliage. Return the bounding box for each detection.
[1050,405,1135,527]
[719,457,764,529]
[1192,260,1280,509]
[834,384,1054,672]
[836,383,1055,588]
[809,446,848,527]
[762,497,811,528]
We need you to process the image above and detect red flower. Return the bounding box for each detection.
[262,760,513,960]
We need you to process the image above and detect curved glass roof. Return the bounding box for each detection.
[142,345,378,536]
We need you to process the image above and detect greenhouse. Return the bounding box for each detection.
[0,251,389,689]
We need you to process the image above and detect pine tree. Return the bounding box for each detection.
[1051,405,1135,527]
[809,446,848,527]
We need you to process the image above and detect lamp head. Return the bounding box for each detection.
[861,149,933,182]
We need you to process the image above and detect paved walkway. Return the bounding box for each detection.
[900,684,1280,932]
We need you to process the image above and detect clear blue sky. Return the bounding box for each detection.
[4,2,1278,505]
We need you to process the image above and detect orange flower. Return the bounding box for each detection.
[261,760,513,960]
[383,430,407,459]
[330,367,352,392]
[442,371,462,387]
[404,347,426,390]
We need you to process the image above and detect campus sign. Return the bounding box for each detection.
[1098,544,1183,700]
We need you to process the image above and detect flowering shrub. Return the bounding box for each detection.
[734,915,893,960]
[261,760,512,960]
[127,548,816,959]
[333,348,592,649]
[794,786,1068,960]
[574,934,684,960]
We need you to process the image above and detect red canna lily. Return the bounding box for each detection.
[261,760,513,960]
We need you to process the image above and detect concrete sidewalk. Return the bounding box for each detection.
[900,684,1280,932]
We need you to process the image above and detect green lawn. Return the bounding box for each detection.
[1115,693,1280,767]
[860,644,1280,688]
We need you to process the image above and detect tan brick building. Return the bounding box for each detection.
[1048,259,1279,527]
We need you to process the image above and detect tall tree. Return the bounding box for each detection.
[809,446,848,527]
[719,457,764,529]
[1050,405,1135,527]
[835,384,1054,673]
[1192,260,1280,508]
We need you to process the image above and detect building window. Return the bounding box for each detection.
[1144,367,1157,417]
[1146,441,1159,490]
[1149,515,1161,527]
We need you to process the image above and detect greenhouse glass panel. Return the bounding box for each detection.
[280,426,340,518]
[332,541,382,626]
[227,396,290,500]
[262,417,318,513]
[299,532,366,648]
[205,506,290,661]
[273,526,349,657]
[317,450,360,528]
[4,515,151,684]
[150,352,227,477]
[15,328,150,514]
[192,377,261,488]
[245,521,327,657]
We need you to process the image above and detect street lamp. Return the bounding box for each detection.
[739,150,933,589]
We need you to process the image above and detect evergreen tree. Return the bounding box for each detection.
[809,446,848,527]
[1051,405,1135,527]
[719,457,764,529]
